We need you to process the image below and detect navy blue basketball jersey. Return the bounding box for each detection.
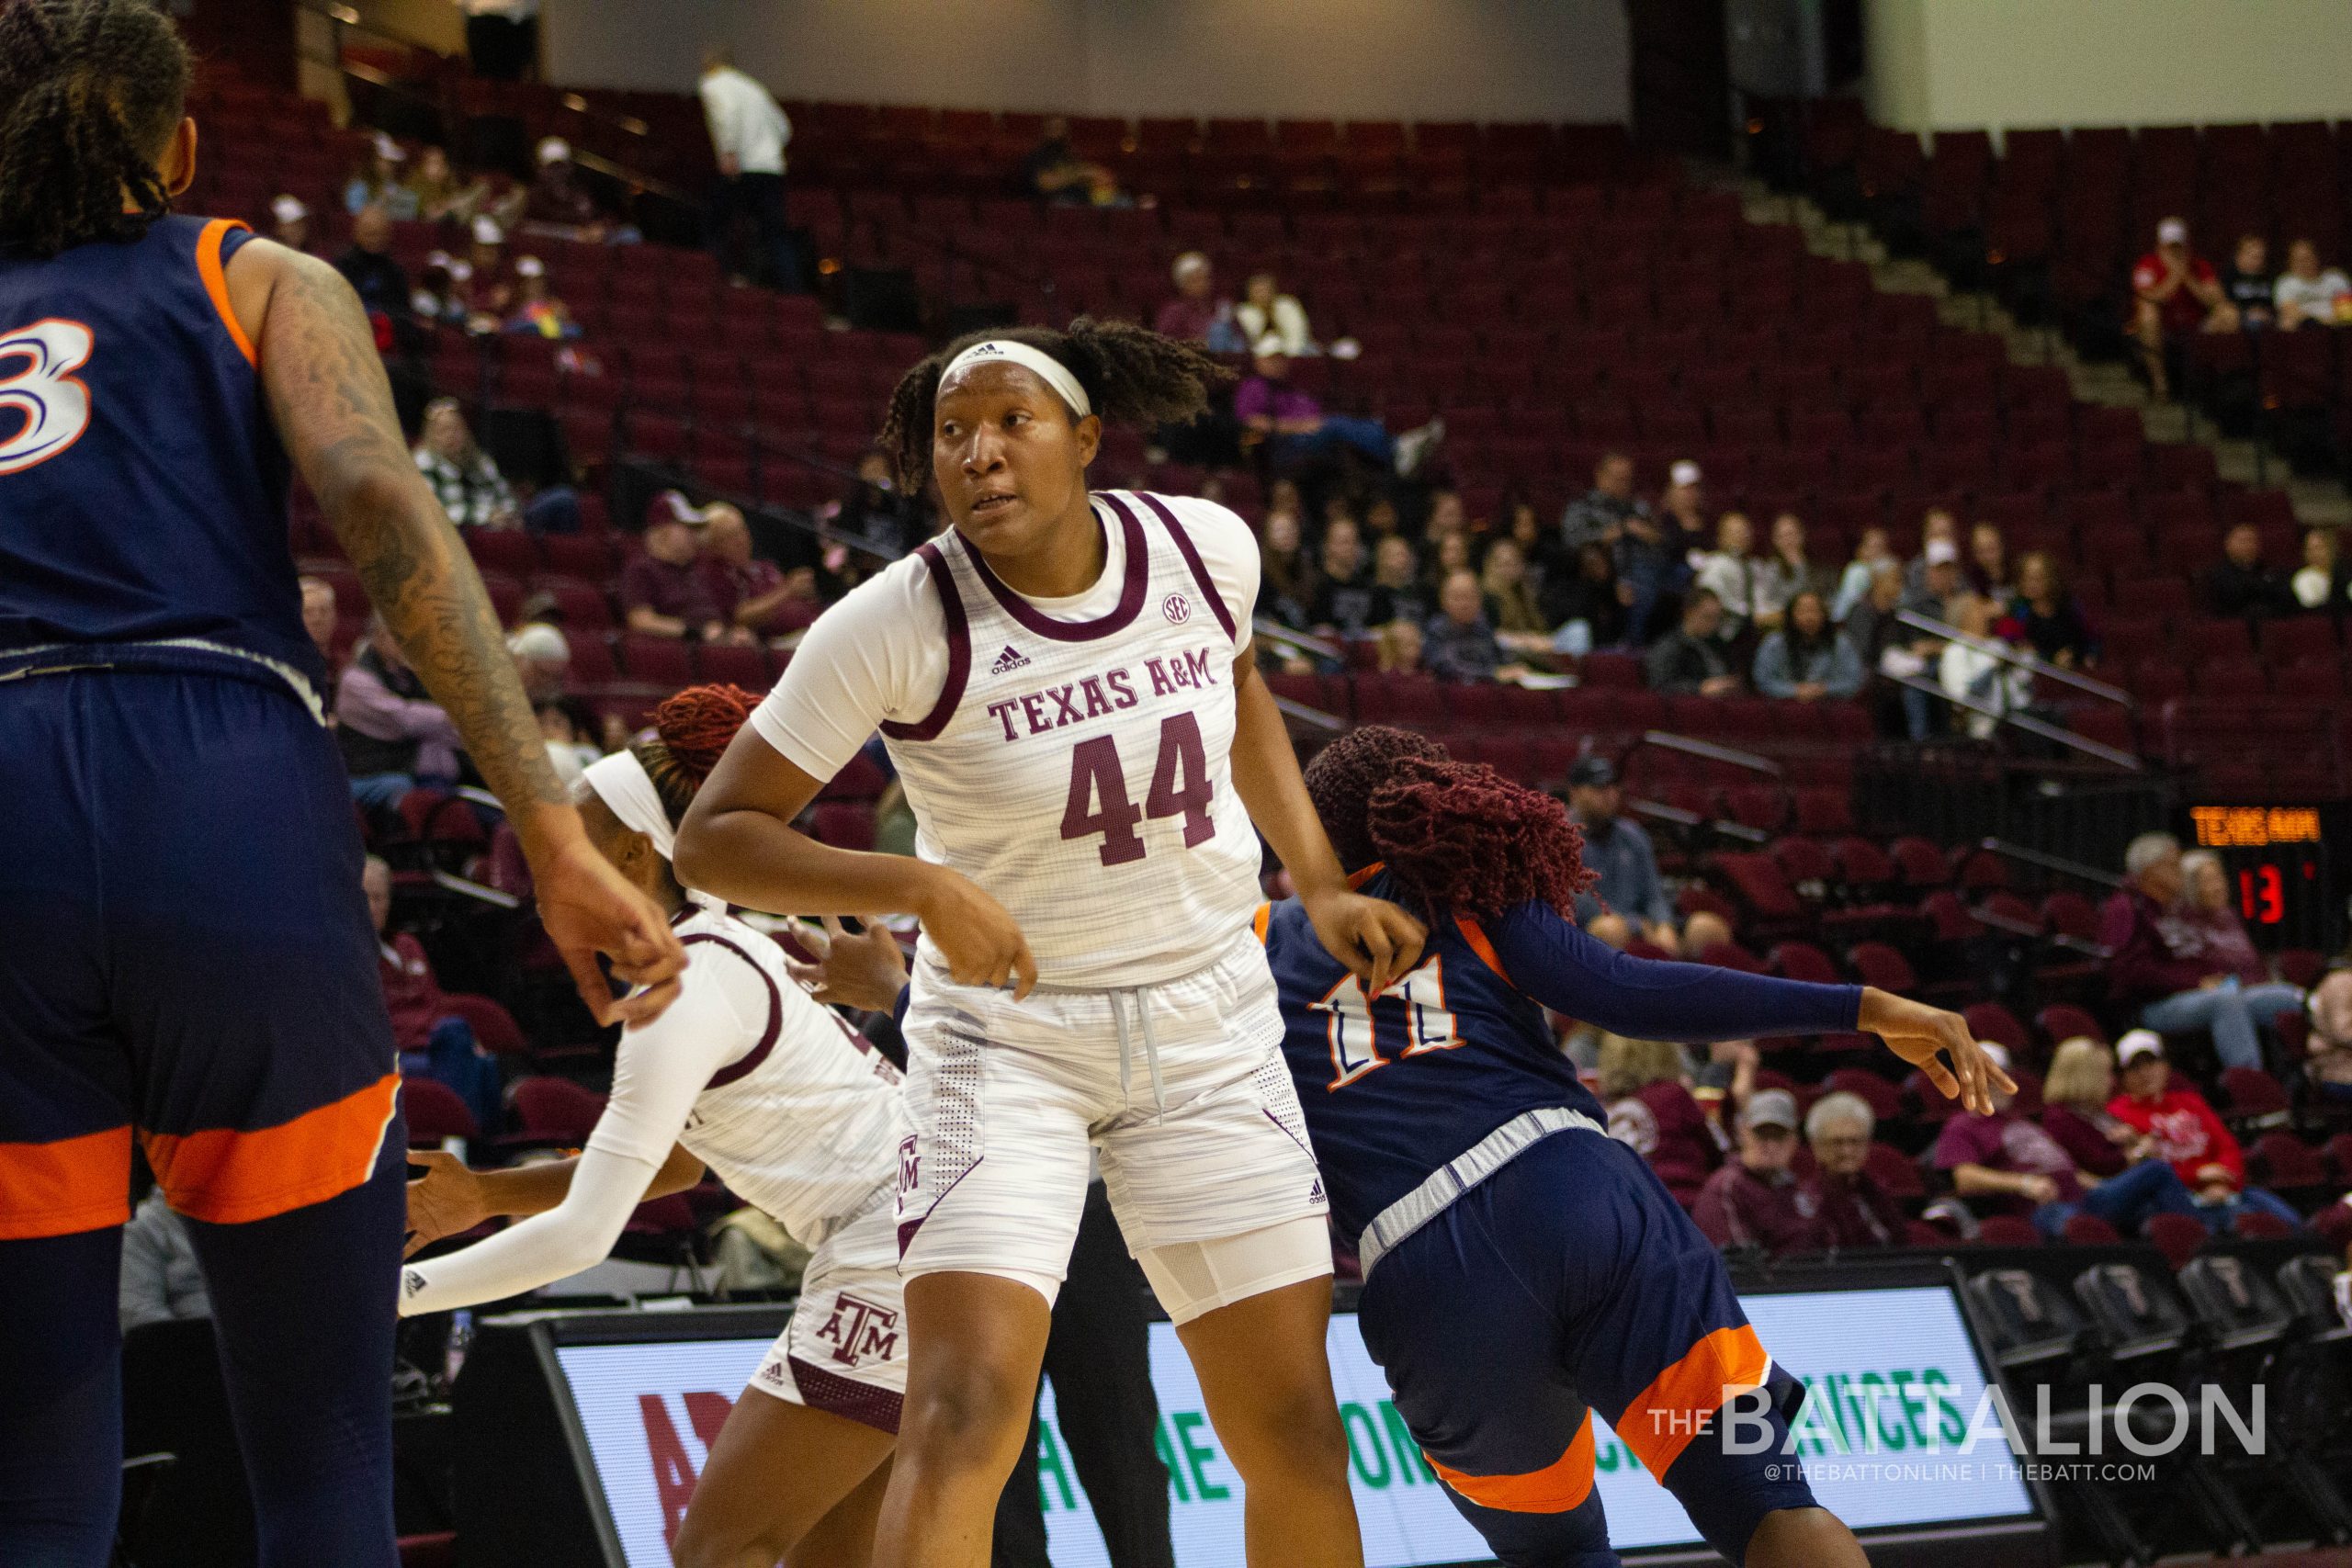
[1260,866,1862,1247]
[0,216,314,690]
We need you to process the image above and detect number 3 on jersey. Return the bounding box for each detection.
[0,320,96,476]
[1317,957,1461,1089]
[1059,712,1215,866]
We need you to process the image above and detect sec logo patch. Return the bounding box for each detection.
[1163,592,1192,625]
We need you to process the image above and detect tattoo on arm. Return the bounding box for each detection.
[259,253,563,815]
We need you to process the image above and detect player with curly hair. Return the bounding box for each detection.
[400,687,916,1568]
[679,320,1424,1567]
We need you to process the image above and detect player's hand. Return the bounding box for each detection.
[1304,889,1426,996]
[917,867,1038,1000]
[1858,987,2014,1115]
[785,913,910,1012]
[405,1149,491,1259]
[530,832,688,1027]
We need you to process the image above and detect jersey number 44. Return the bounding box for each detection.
[1059,711,1216,866]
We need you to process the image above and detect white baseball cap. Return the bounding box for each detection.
[471,215,505,247]
[1669,460,1702,488]
[537,136,571,166]
[270,194,308,225]
[373,131,406,164]
[507,623,570,663]
[2117,1030,2165,1067]
[1251,333,1287,357]
[1979,1041,2012,1073]
[1740,1089,1800,1131]
[515,255,545,278]
[649,490,713,527]
[1925,537,1960,566]
[2157,217,2188,246]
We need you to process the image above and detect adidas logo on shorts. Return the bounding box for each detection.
[760,1360,790,1386]
[989,645,1031,675]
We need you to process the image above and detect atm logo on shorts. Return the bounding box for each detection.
[812,1291,901,1367]
[898,1134,920,1195]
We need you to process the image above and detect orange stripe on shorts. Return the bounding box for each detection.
[1617,1324,1771,1479]
[195,217,257,366]
[1428,1409,1597,1514]
[144,1072,399,1225]
[0,1125,133,1239]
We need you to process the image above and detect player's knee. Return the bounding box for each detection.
[673,1526,796,1568]
[898,1359,1034,1464]
[1221,1376,1352,1484]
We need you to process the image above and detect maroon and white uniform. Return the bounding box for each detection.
[750,492,1329,1316]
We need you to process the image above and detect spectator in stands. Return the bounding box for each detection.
[2273,237,2351,330]
[268,193,311,254]
[338,615,462,810]
[524,137,625,243]
[1644,588,1739,696]
[2007,550,2098,669]
[462,216,518,324]
[1422,569,1505,683]
[1368,535,1430,629]
[2040,1036,2157,1179]
[1153,252,1244,351]
[2108,1032,2302,1232]
[1424,529,1474,601]
[409,144,490,226]
[2103,831,2304,1072]
[2293,526,2349,614]
[506,620,571,705]
[368,855,503,1137]
[1690,511,1758,639]
[1939,593,2030,739]
[1694,1089,1808,1254]
[2303,970,2352,1103]
[1904,508,1961,595]
[698,47,800,291]
[1256,502,1314,633]
[1307,516,1379,637]
[624,492,731,642]
[1478,538,1553,660]
[1021,115,1124,208]
[2177,850,2298,1003]
[1544,540,1627,656]
[503,255,581,339]
[1559,450,1646,554]
[1622,459,1707,644]
[1753,590,1862,702]
[1967,521,2011,600]
[2207,521,2290,619]
[344,131,416,220]
[1236,271,1316,357]
[1849,559,1933,738]
[1598,1034,1722,1208]
[1796,1092,1905,1252]
[538,699,604,781]
[699,504,803,639]
[1374,618,1425,675]
[119,1185,209,1330]
[1903,536,1966,626]
[1936,1043,2199,1239]
[299,575,340,669]
[1565,756,1729,957]
[2132,217,2236,398]
[1237,338,1442,478]
[412,252,469,328]
[2222,233,2276,331]
[414,398,523,530]
[1832,525,1896,622]
[1757,512,1831,623]
[334,204,410,330]
[1364,495,1405,543]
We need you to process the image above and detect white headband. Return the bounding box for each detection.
[583,749,723,910]
[939,340,1091,418]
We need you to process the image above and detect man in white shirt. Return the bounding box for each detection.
[697,47,801,291]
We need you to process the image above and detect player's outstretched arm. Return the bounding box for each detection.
[1227,645,1423,992]
[227,240,683,1025]
[1856,988,2013,1116]
[404,1145,707,1259]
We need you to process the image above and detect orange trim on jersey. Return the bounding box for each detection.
[1616,1324,1770,1479]
[195,218,256,367]
[1346,861,1385,891]
[0,1125,132,1239]
[1428,1410,1597,1514]
[142,1072,398,1225]
[1455,914,1511,986]
[1251,903,1272,943]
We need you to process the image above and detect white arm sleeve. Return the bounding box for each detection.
[749,558,947,780]
[398,966,765,1316]
[1160,494,1260,653]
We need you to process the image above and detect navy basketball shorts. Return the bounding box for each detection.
[0,666,399,1238]
[1356,1130,1817,1568]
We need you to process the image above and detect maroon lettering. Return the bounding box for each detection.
[1147,712,1217,847]
[1106,669,1138,708]
[1182,648,1216,687]
[639,1395,700,1548]
[1048,684,1084,727]
[1080,676,1112,717]
[1019,693,1049,735]
[1061,736,1147,865]
[1147,658,1175,696]
[987,699,1020,742]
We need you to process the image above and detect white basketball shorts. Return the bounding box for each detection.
[748,1187,908,1432]
[894,927,1329,1297]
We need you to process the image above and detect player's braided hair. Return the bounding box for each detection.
[876,317,1233,491]
[1304,725,1597,922]
[0,0,189,258]
[631,683,758,826]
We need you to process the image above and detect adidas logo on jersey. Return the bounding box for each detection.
[989,645,1031,675]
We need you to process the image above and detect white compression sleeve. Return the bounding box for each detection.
[1136,1214,1334,1327]
[399,1146,660,1315]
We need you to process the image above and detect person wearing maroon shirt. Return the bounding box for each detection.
[2132,216,2236,398]
[1598,1034,1723,1207]
[2102,832,2302,1071]
[2038,1036,2146,1179]
[1692,1089,1808,1253]
[1793,1092,1904,1252]
[699,503,811,638]
[2107,1032,2302,1233]
[623,492,732,642]
[367,857,503,1135]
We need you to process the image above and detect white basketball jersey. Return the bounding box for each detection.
[668,906,906,1244]
[881,491,1263,989]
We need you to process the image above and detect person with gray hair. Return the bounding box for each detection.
[2099,830,2303,1070]
[1794,1092,1904,1251]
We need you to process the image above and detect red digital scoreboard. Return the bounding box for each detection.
[2186,805,2339,952]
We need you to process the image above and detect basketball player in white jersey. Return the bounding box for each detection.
[676,320,1426,1568]
[398,686,914,1568]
